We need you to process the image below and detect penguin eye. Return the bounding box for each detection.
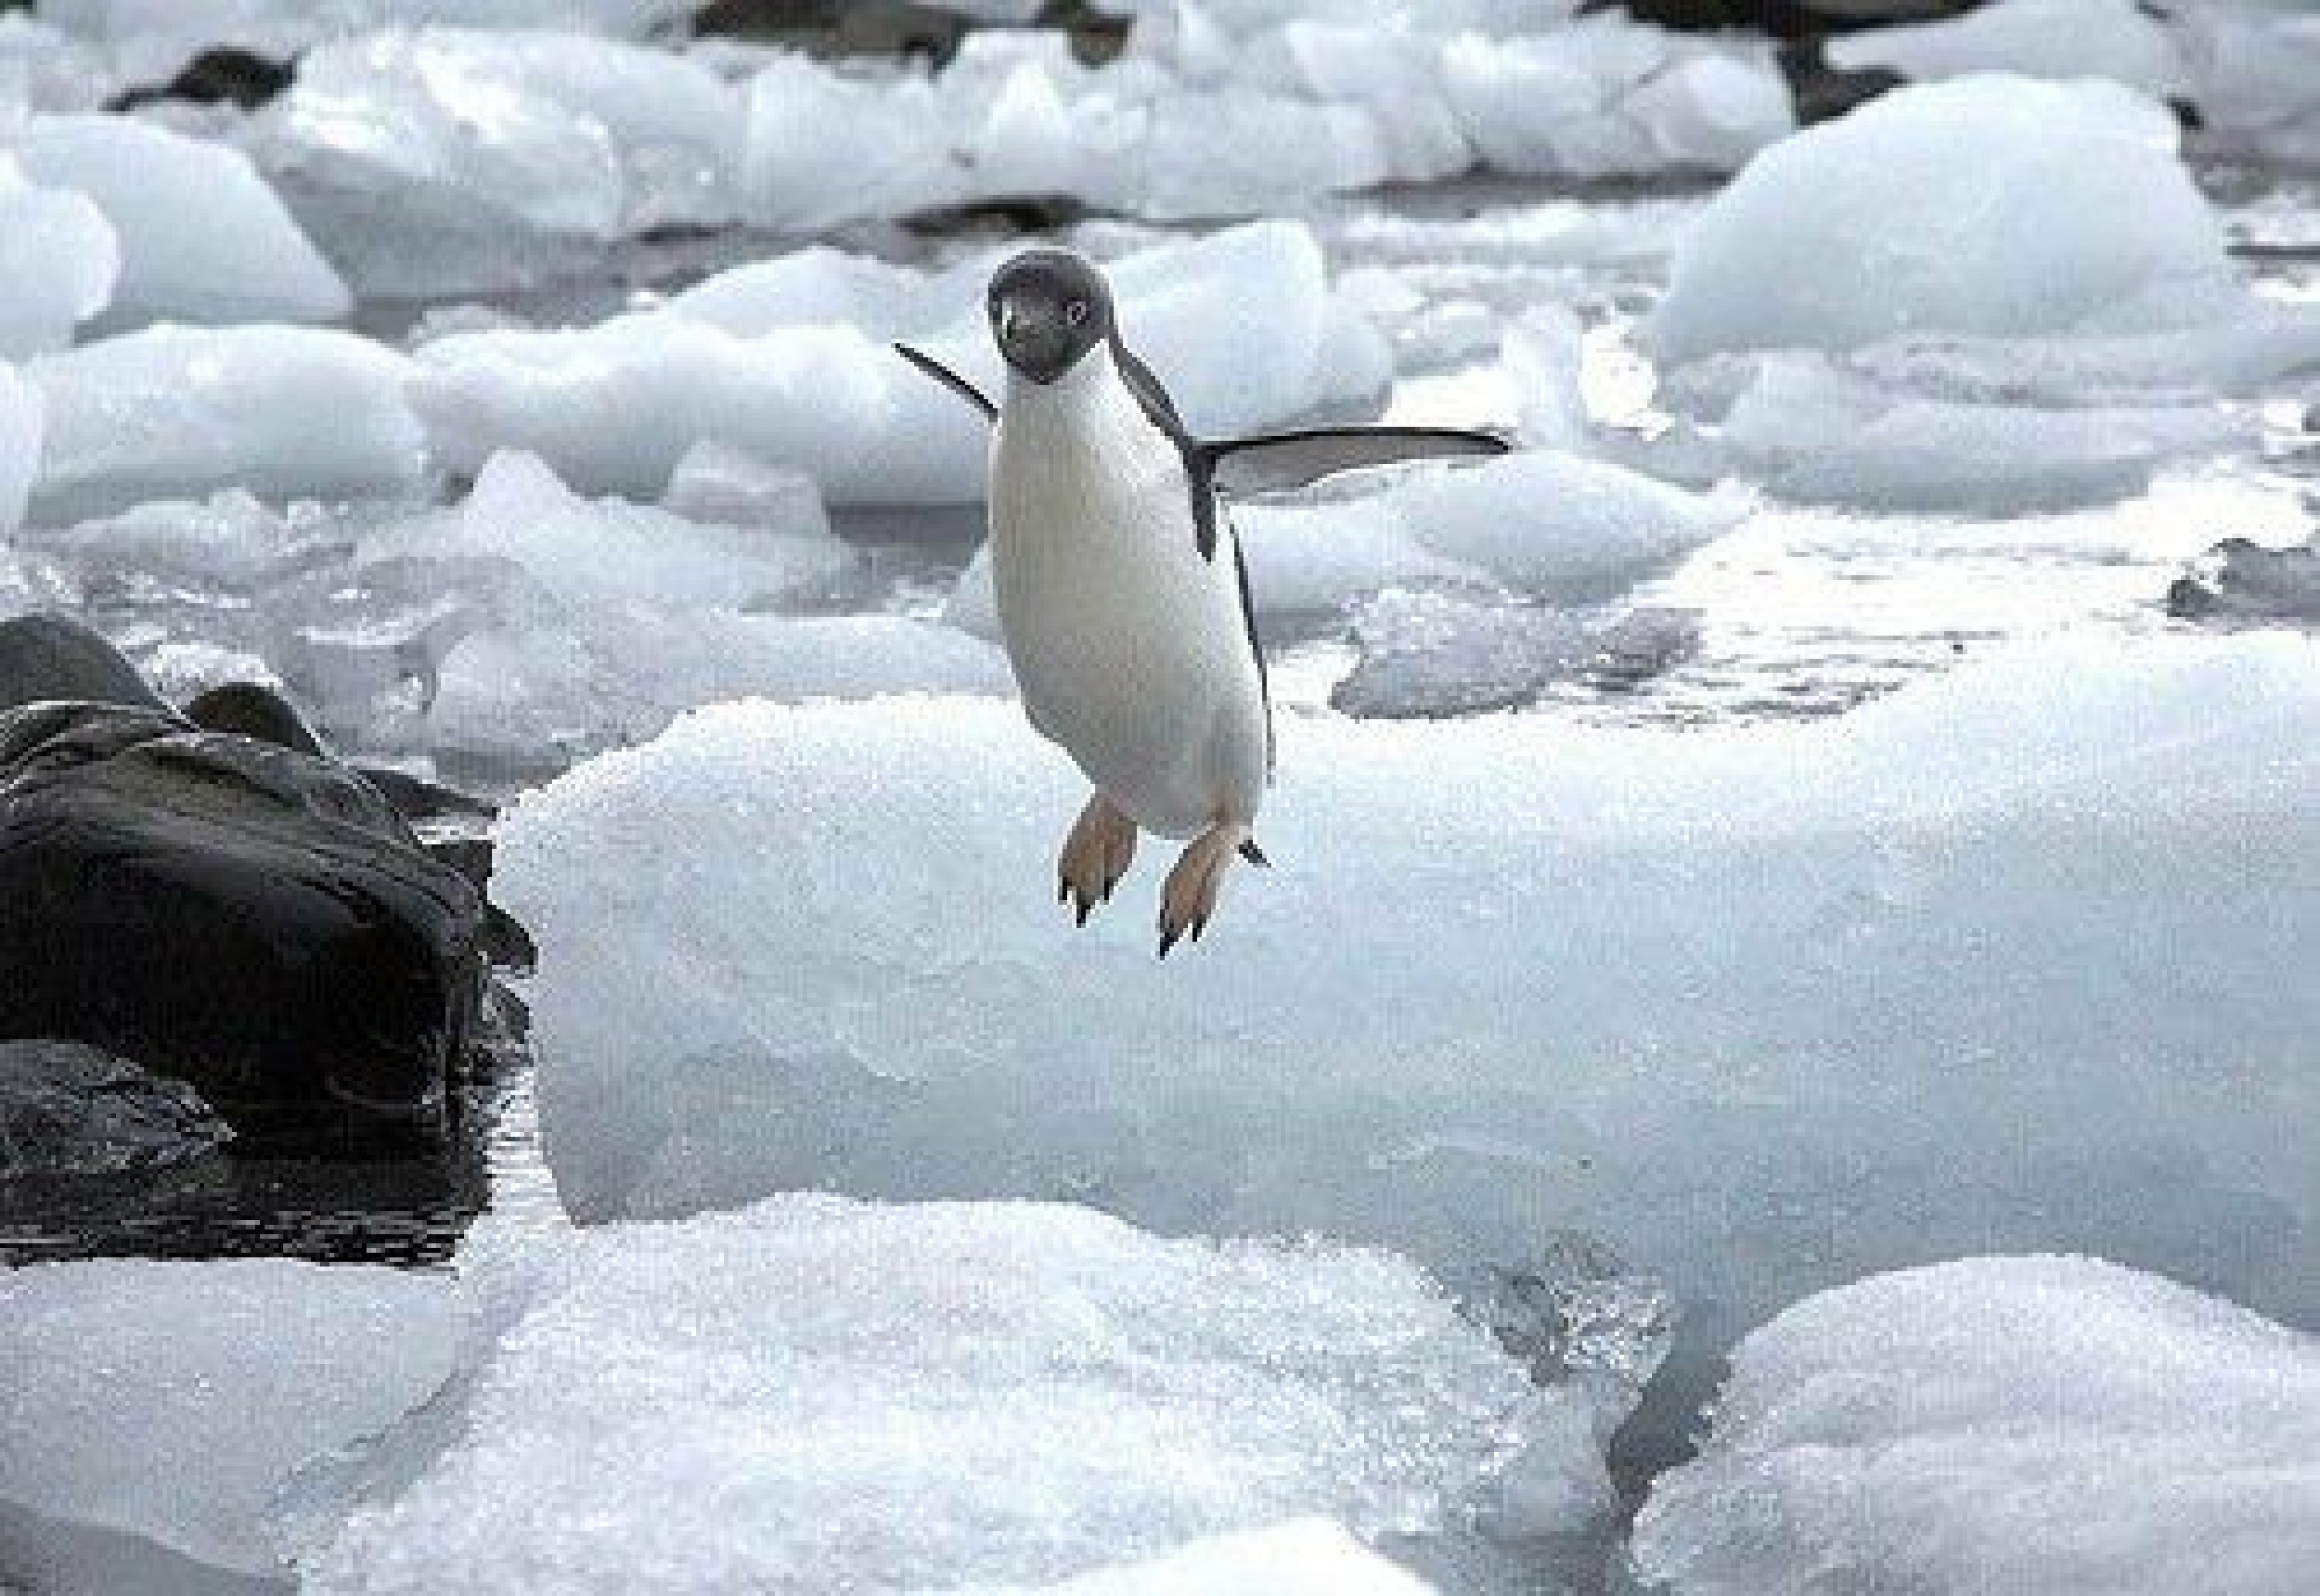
[1065,299,1090,328]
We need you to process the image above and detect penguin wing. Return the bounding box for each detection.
[893,343,997,421]
[1202,426,1511,497]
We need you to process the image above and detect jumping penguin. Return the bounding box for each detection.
[898,247,1506,956]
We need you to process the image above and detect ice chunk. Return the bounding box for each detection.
[0,1039,231,1176]
[0,151,117,361]
[24,488,310,592]
[2177,3,2320,167]
[660,440,828,532]
[413,223,1388,505]
[0,16,111,116]
[7,114,349,330]
[305,1196,1576,1593]
[1330,592,1696,720]
[1443,21,1791,181]
[1827,0,2189,99]
[25,325,426,524]
[1649,76,2242,363]
[1647,350,2254,513]
[0,1259,460,1585]
[0,360,41,536]
[495,634,2320,1419]
[1632,1256,2320,1596]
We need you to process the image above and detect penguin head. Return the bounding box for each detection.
[987,249,1112,385]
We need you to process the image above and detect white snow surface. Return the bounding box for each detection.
[0,150,117,362]
[305,1195,1566,1594]
[0,1259,461,1586]
[1632,1255,2320,1596]
[1650,76,2244,363]
[497,633,2320,1377]
[966,1521,1439,1594]
[6,114,349,330]
[412,221,1391,505]
[23,324,426,524]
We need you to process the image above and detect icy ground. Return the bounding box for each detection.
[2,9,2319,1595]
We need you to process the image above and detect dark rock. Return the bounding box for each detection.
[2167,535,2320,624]
[1592,0,1980,39]
[0,618,491,1137]
[185,679,326,755]
[0,1039,234,1177]
[0,613,167,715]
[107,46,296,114]
[1777,38,1907,125]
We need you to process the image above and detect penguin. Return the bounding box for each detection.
[898,247,1506,955]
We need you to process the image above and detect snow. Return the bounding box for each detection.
[1442,22,1793,182]
[1649,76,2242,363]
[304,1195,1585,1594]
[6,114,349,331]
[495,633,2320,1402]
[2177,3,2320,167]
[24,324,427,524]
[1632,1256,2320,1596]
[972,1521,1438,1594]
[0,151,117,362]
[0,1259,460,1585]
[1826,0,2190,101]
[411,222,1390,506]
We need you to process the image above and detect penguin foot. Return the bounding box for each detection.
[1158,820,1250,958]
[1058,792,1138,926]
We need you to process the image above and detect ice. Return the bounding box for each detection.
[660,440,827,532]
[1649,76,2243,364]
[0,1259,460,1587]
[0,151,117,362]
[24,325,426,525]
[2177,3,2320,167]
[1330,591,1697,720]
[1645,350,2255,513]
[1826,0,2190,99]
[0,361,41,536]
[6,115,349,331]
[412,223,1389,506]
[495,633,2320,1421]
[298,451,1006,762]
[0,1039,232,1176]
[0,17,112,117]
[41,1,700,87]
[304,1195,1584,1594]
[970,1521,1438,1594]
[1632,1256,2320,1596]
[22,488,310,592]
[1442,21,1792,182]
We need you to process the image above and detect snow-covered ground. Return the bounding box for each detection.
[4,3,2320,1594]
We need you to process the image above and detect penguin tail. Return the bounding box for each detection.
[1238,839,1271,868]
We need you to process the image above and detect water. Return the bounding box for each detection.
[5,167,2313,1274]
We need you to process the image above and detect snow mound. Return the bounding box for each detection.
[1650,76,2241,363]
[24,324,426,524]
[1632,1255,2320,1596]
[7,115,348,330]
[0,1259,460,1587]
[495,634,2320,1403]
[0,150,117,362]
[971,1521,1438,1594]
[413,222,1388,506]
[305,1195,1575,1594]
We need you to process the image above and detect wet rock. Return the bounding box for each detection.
[108,46,296,114]
[2167,534,2320,625]
[0,617,490,1137]
[0,1039,233,1177]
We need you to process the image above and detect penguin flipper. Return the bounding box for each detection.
[1203,426,1510,497]
[893,343,997,423]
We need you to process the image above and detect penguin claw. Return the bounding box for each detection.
[1059,794,1139,929]
[1157,926,1182,959]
